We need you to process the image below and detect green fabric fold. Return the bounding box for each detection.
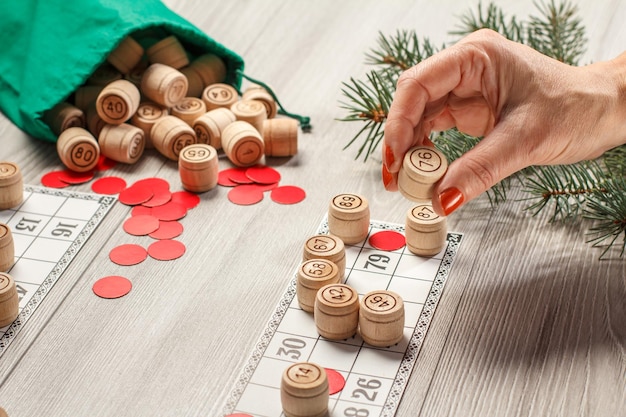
[0,0,245,142]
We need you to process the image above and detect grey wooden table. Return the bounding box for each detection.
[0,1,624,416]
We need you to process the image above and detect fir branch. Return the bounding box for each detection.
[451,1,524,43]
[433,128,511,205]
[602,144,626,178]
[527,0,586,65]
[522,162,607,221]
[337,71,393,161]
[584,177,626,258]
[365,30,440,75]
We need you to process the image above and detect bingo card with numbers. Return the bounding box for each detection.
[0,185,115,356]
[225,217,463,417]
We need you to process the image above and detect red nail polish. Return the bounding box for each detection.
[439,187,464,216]
[384,145,395,168]
[382,165,393,188]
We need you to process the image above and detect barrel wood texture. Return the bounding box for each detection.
[230,99,267,133]
[221,121,264,167]
[56,128,100,172]
[0,272,19,328]
[178,144,219,193]
[107,36,144,74]
[98,124,145,164]
[0,162,23,210]
[296,259,340,313]
[359,290,405,347]
[131,102,169,149]
[302,234,346,279]
[146,35,190,69]
[262,118,298,157]
[405,203,448,256]
[398,146,448,202]
[87,63,122,86]
[314,283,359,340]
[180,66,205,98]
[96,80,141,125]
[327,193,370,244]
[141,63,188,108]
[150,115,197,161]
[280,362,329,417]
[242,85,278,119]
[0,224,14,272]
[171,97,206,126]
[202,83,239,111]
[193,108,236,150]
[44,102,85,135]
[189,54,227,87]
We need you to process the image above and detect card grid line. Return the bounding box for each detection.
[224,217,463,417]
[0,185,116,358]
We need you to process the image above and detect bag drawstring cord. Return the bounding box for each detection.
[236,70,312,132]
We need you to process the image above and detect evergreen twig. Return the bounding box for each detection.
[337,1,625,257]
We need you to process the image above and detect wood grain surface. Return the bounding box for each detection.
[0,1,624,416]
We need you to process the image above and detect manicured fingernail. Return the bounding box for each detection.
[382,165,393,189]
[384,144,395,169]
[439,187,464,216]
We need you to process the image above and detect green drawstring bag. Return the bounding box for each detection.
[0,0,245,143]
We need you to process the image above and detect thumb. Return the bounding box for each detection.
[431,127,530,216]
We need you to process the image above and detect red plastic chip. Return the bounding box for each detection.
[170,191,200,209]
[227,168,254,184]
[122,215,160,236]
[148,239,186,261]
[91,176,127,195]
[93,276,132,299]
[151,202,187,221]
[369,230,406,252]
[228,185,264,205]
[119,185,154,206]
[41,171,69,188]
[270,185,306,204]
[142,189,172,208]
[325,368,346,395]
[149,221,184,240]
[57,169,94,184]
[131,205,152,217]
[217,170,239,187]
[95,155,117,171]
[132,177,170,193]
[246,165,281,184]
[109,244,148,266]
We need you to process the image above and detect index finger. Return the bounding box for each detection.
[383,44,476,172]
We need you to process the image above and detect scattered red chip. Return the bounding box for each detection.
[92,276,132,299]
[227,168,254,184]
[228,185,264,205]
[109,244,148,266]
[369,230,406,252]
[131,205,152,217]
[271,185,306,204]
[91,176,127,195]
[41,171,69,188]
[122,215,160,236]
[142,189,172,208]
[95,155,117,171]
[119,185,154,206]
[57,169,94,184]
[149,220,184,240]
[325,368,346,395]
[246,165,281,184]
[132,177,170,193]
[148,239,186,261]
[217,170,239,187]
[151,201,187,221]
[170,191,200,209]
[254,182,279,192]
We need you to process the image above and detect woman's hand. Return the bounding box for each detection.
[382,29,626,215]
